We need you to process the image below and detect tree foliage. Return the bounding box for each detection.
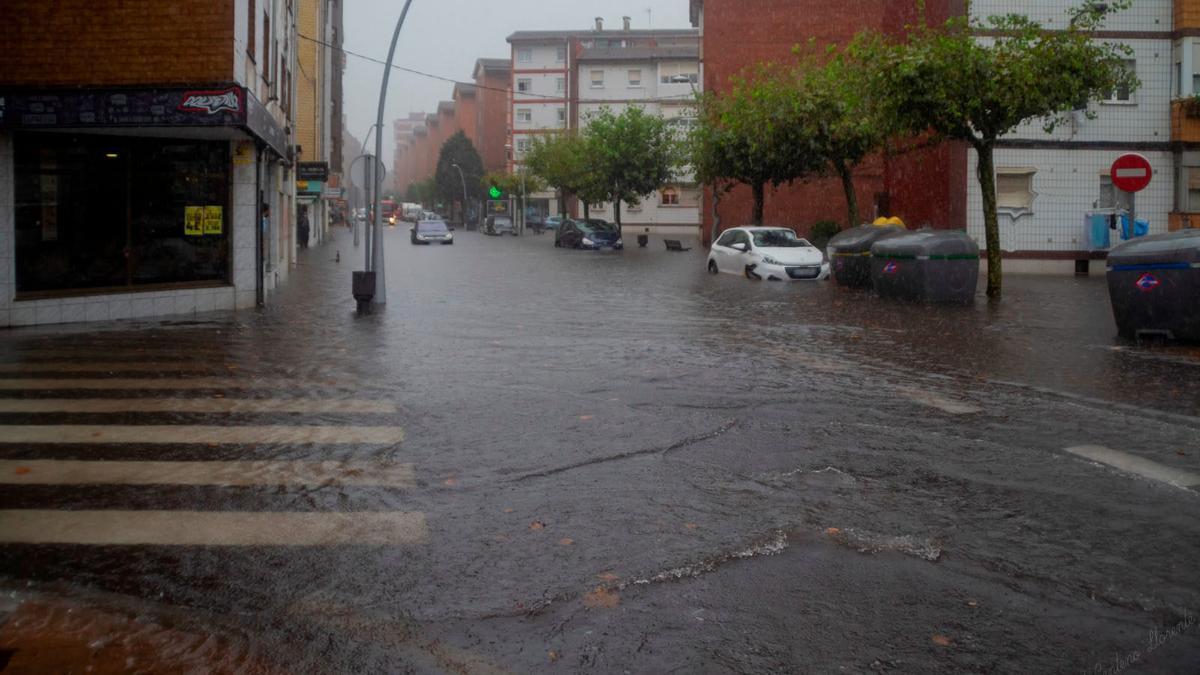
[524,132,606,217]
[581,106,680,234]
[847,1,1138,297]
[434,131,485,217]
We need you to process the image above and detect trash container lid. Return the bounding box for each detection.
[871,230,980,259]
[1107,229,1200,268]
[827,224,906,255]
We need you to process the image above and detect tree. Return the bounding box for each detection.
[691,69,822,226]
[404,183,421,203]
[435,131,485,223]
[524,132,602,218]
[849,1,1137,297]
[582,107,680,236]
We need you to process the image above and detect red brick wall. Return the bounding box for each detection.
[475,70,510,173]
[699,0,966,243]
[0,0,235,86]
[455,94,479,147]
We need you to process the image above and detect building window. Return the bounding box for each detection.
[516,137,531,156]
[996,169,1037,214]
[628,69,642,87]
[517,108,532,123]
[1104,60,1136,103]
[262,12,270,81]
[556,77,565,93]
[591,70,604,88]
[1185,168,1200,211]
[661,188,679,205]
[557,108,566,124]
[556,46,567,62]
[660,63,699,84]
[517,48,532,63]
[517,78,531,93]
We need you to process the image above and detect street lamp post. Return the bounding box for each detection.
[370,0,415,307]
[451,163,468,228]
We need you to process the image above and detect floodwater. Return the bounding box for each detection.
[1,226,1197,673]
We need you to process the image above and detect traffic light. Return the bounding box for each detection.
[488,185,503,199]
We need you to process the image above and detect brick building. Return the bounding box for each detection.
[0,0,298,328]
[689,0,966,246]
[474,58,512,174]
[295,0,345,247]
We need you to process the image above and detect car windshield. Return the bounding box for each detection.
[582,222,616,233]
[752,229,810,248]
[417,221,448,233]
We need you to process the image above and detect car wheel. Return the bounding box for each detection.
[554,239,561,248]
[708,260,719,274]
[745,264,762,280]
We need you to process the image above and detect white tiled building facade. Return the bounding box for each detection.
[967,0,1184,274]
[508,19,701,234]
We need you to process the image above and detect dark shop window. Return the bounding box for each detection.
[14,133,231,295]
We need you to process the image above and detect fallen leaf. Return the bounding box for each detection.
[582,587,620,609]
[503,507,515,514]
[443,478,459,487]
[825,527,841,536]
[14,467,31,475]
[579,415,594,421]
[596,572,619,583]
[931,634,954,647]
[685,523,699,530]
[966,600,978,608]
[559,538,574,546]
[547,650,560,663]
[529,521,545,530]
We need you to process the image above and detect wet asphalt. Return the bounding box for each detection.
[0,224,1198,674]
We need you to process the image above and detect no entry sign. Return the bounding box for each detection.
[1110,153,1153,193]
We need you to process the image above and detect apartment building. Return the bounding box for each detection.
[507,19,701,231]
[0,0,297,328]
[295,0,345,247]
[474,58,512,174]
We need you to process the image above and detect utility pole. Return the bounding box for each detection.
[371,0,415,307]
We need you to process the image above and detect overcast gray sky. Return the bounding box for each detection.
[342,0,692,169]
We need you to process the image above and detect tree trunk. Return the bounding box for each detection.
[584,201,590,220]
[751,181,765,226]
[976,142,1002,298]
[710,181,722,247]
[836,160,859,228]
[614,198,623,239]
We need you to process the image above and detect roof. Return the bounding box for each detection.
[507,28,698,43]
[473,57,511,79]
[437,100,456,115]
[453,82,477,98]
[577,45,699,62]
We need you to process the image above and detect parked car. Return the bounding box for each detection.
[555,219,623,250]
[484,215,516,236]
[707,227,830,281]
[544,216,570,230]
[410,219,453,245]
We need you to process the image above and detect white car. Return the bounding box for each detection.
[708,227,831,281]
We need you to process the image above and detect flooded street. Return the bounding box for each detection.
[1,227,1198,673]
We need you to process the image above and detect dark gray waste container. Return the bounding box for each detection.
[1106,229,1200,341]
[827,224,906,287]
[870,230,979,304]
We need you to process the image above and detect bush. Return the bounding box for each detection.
[808,220,842,250]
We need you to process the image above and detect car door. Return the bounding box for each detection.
[713,230,739,271]
[730,231,755,272]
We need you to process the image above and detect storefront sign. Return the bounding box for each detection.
[204,206,224,235]
[297,162,330,182]
[297,180,324,195]
[322,187,344,200]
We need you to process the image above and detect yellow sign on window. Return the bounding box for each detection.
[203,206,223,235]
[184,206,204,236]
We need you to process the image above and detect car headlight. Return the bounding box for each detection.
[761,255,782,266]
[581,237,595,246]
[446,232,453,240]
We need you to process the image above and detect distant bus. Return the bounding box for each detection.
[380,199,399,225]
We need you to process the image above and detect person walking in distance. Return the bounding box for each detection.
[298,205,311,249]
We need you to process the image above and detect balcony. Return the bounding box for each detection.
[1170,99,1200,143]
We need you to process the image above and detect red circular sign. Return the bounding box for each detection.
[1110,153,1153,193]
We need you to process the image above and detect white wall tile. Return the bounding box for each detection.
[0,309,8,328]
[214,290,237,311]
[34,303,62,325]
[0,282,12,310]
[236,290,257,309]
[131,297,156,318]
[60,303,88,324]
[85,301,110,322]
[10,305,34,326]
[109,299,133,320]
[173,292,197,315]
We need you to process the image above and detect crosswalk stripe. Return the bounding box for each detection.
[1065,445,1200,489]
[0,378,304,390]
[0,425,405,445]
[0,460,416,488]
[0,398,397,414]
[0,362,214,373]
[0,510,429,545]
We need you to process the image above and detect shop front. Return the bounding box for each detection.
[0,85,288,327]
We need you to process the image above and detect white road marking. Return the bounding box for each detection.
[0,378,301,390]
[0,510,429,546]
[0,425,405,445]
[900,388,983,415]
[0,398,396,414]
[1065,445,1200,489]
[0,362,213,373]
[0,460,416,488]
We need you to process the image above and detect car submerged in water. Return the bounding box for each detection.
[555,219,623,250]
[707,227,830,281]
[410,219,453,245]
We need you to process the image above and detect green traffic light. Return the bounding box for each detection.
[489,186,502,199]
